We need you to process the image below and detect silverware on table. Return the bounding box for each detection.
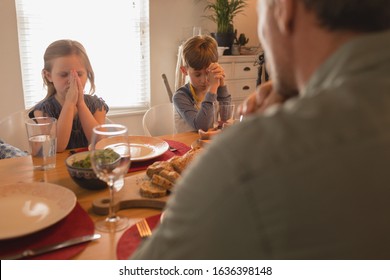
[136,219,152,238]
[2,233,101,260]
[169,146,178,152]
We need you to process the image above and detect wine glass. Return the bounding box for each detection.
[90,124,131,232]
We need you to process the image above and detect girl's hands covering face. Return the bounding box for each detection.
[65,69,79,105]
[48,54,88,105]
[66,69,85,106]
[75,70,85,106]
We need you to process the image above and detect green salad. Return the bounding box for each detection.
[72,154,92,168]
[72,148,120,168]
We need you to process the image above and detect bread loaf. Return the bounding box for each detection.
[146,161,174,178]
[140,147,203,198]
[151,174,174,190]
[170,147,202,174]
[139,180,167,198]
[159,169,180,183]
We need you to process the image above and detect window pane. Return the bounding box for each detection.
[15,0,150,111]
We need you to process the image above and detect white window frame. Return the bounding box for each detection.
[15,0,150,115]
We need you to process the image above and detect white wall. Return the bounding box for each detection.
[0,0,25,118]
[0,0,259,135]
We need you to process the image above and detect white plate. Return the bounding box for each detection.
[95,136,169,162]
[0,182,76,240]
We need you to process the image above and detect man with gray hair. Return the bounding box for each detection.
[132,0,390,259]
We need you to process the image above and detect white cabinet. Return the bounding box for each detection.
[219,55,258,106]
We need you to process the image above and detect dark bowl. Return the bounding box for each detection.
[65,151,107,190]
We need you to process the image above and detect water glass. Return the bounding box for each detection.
[213,102,236,129]
[193,26,202,36]
[25,117,57,170]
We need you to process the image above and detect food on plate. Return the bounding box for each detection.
[196,128,220,148]
[198,128,221,140]
[139,147,203,198]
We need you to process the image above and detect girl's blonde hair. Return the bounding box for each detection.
[42,39,95,98]
[181,35,218,70]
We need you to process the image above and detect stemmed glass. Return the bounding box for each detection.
[90,124,131,232]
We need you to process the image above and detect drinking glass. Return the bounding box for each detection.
[90,124,131,232]
[213,102,236,129]
[25,117,57,170]
[193,26,202,36]
[213,102,220,129]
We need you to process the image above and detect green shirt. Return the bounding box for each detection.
[132,30,390,259]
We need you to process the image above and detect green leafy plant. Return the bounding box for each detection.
[204,0,248,34]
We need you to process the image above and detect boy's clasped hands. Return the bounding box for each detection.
[206,62,226,93]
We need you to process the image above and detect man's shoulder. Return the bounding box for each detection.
[211,95,349,171]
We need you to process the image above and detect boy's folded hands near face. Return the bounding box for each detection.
[208,63,225,85]
[207,63,226,92]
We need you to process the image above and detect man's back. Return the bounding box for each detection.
[132,30,390,259]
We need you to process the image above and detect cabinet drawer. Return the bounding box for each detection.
[234,62,258,79]
[220,63,233,79]
[226,79,257,100]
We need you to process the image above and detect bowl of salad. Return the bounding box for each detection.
[65,151,107,190]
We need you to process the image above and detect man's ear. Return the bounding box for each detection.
[42,70,52,82]
[274,0,296,34]
[180,66,188,75]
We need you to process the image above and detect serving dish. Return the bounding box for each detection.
[65,151,107,190]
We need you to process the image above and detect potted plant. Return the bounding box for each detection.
[204,0,248,54]
[232,30,249,55]
[237,32,249,46]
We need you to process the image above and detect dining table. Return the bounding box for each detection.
[0,131,200,260]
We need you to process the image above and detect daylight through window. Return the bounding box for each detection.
[15,0,150,114]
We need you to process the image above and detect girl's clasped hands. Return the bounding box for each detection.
[65,69,85,106]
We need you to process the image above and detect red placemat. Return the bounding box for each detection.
[129,139,190,172]
[116,214,161,260]
[0,202,94,260]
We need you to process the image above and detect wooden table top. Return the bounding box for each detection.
[0,131,199,259]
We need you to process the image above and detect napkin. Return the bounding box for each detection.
[116,213,161,260]
[0,202,94,260]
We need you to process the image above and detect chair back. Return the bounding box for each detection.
[142,103,176,136]
[0,110,30,152]
[161,73,173,103]
[105,116,114,124]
